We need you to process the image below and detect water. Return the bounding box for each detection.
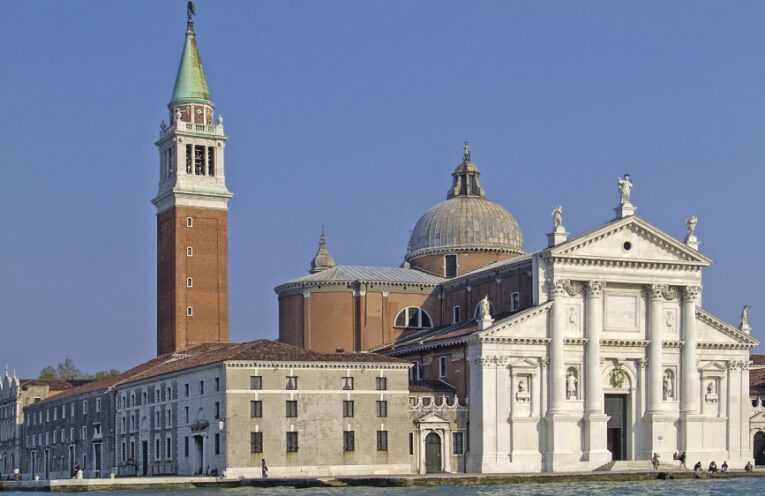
[3,478,765,496]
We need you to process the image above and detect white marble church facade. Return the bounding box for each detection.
[467,180,758,472]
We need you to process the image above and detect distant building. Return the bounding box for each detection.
[751,354,765,465]
[112,340,410,478]
[278,151,759,471]
[0,371,84,478]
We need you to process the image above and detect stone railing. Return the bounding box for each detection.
[408,394,463,410]
[160,121,224,137]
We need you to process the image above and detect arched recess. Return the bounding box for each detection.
[424,432,442,473]
[754,431,765,466]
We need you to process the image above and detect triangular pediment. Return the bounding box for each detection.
[698,361,726,372]
[549,216,711,266]
[417,412,450,424]
[479,302,553,341]
[695,307,759,348]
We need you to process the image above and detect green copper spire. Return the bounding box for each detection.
[170,2,212,106]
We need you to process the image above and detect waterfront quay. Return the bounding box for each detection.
[1,469,764,492]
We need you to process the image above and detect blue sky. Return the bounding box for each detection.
[1,1,763,377]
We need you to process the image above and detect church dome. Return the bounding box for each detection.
[407,145,524,260]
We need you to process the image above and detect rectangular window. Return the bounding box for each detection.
[187,246,193,257]
[214,433,220,455]
[155,438,160,460]
[167,386,172,401]
[452,306,461,323]
[445,254,457,278]
[250,376,262,390]
[251,400,262,418]
[199,380,204,395]
[376,430,388,451]
[70,403,75,417]
[342,377,354,390]
[286,400,298,418]
[93,423,102,438]
[166,437,172,459]
[343,400,354,418]
[184,406,189,424]
[184,384,189,397]
[215,401,220,420]
[62,406,66,419]
[81,426,87,440]
[376,377,387,390]
[186,306,193,317]
[186,216,193,227]
[184,436,189,457]
[453,432,464,454]
[251,432,263,453]
[376,400,387,417]
[187,277,193,288]
[343,431,355,452]
[166,409,172,427]
[215,377,220,392]
[439,356,448,378]
[510,292,520,311]
[286,432,298,452]
[121,442,126,462]
[409,433,414,455]
[82,400,88,415]
[286,376,298,390]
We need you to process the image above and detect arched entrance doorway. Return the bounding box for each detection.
[754,431,765,466]
[425,432,442,473]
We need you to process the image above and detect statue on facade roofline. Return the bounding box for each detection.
[741,305,750,329]
[617,173,633,205]
[552,205,563,228]
[478,295,491,320]
[686,216,698,238]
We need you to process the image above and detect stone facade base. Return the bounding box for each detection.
[225,463,412,479]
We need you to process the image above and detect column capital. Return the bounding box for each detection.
[681,285,700,302]
[584,280,606,297]
[648,284,677,301]
[547,279,582,298]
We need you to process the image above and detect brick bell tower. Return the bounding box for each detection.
[153,4,232,356]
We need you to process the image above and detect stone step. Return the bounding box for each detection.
[595,460,680,472]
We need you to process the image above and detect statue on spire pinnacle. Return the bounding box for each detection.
[463,141,471,163]
[187,1,196,23]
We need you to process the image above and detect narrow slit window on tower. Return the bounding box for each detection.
[185,144,192,174]
[186,217,193,228]
[194,146,204,175]
[187,246,193,257]
[186,277,193,288]
[207,147,215,177]
[186,306,193,317]
[167,148,173,177]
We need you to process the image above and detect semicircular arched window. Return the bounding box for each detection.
[394,307,432,329]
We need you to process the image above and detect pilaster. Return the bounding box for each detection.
[583,281,609,465]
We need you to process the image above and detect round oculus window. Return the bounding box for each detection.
[623,241,632,251]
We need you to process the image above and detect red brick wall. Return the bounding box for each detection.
[157,206,229,355]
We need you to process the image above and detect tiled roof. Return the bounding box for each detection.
[19,379,92,391]
[278,265,445,288]
[32,340,406,405]
[751,354,765,366]
[409,379,456,393]
[374,317,488,355]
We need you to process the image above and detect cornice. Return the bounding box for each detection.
[224,361,409,370]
